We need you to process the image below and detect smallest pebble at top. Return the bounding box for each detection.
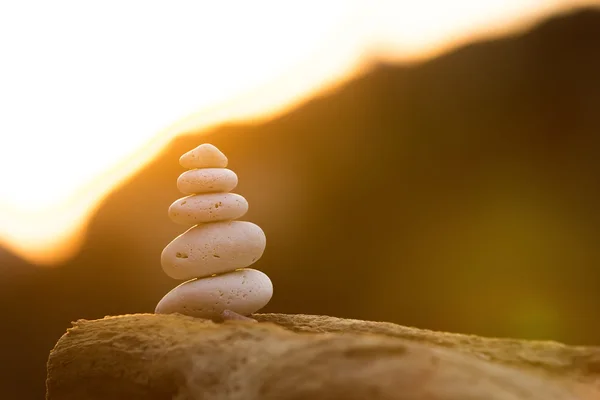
[179,143,228,169]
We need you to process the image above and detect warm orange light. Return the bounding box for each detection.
[0,0,596,265]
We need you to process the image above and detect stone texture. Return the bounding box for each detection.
[160,221,266,280]
[155,269,273,318]
[46,313,600,400]
[179,143,228,169]
[168,193,248,225]
[177,168,238,195]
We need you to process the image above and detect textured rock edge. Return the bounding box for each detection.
[46,313,600,400]
[253,314,600,377]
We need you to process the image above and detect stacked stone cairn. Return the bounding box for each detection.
[155,143,273,320]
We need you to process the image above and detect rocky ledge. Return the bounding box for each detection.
[46,313,600,400]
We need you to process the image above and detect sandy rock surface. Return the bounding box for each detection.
[46,313,600,400]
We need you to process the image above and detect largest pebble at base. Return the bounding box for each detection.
[155,268,273,319]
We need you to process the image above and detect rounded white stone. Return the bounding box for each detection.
[155,268,273,319]
[180,143,228,169]
[168,193,248,225]
[161,220,266,280]
[177,168,238,195]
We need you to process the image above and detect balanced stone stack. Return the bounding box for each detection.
[155,143,273,319]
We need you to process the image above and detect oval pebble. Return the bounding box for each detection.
[161,220,266,280]
[155,268,273,319]
[179,143,228,169]
[168,193,248,225]
[177,168,238,195]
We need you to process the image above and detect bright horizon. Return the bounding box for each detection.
[0,0,597,265]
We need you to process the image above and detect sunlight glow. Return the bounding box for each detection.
[0,0,596,265]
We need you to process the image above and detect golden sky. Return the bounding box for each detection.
[0,0,597,265]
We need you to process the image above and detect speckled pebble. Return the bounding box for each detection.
[177,168,238,195]
[168,193,248,225]
[179,143,228,169]
[155,268,273,319]
[161,221,266,280]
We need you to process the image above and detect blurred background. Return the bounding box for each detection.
[1,1,600,398]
